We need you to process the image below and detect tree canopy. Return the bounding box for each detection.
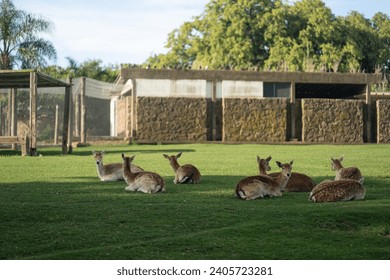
[0,0,56,70]
[145,0,390,74]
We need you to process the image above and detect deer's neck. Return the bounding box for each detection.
[96,161,105,176]
[123,160,136,182]
[170,160,180,172]
[276,173,290,191]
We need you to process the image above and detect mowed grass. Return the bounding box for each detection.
[0,143,389,260]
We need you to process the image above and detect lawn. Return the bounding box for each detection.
[0,143,389,260]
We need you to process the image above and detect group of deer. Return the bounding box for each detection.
[236,155,365,202]
[93,150,365,203]
[92,151,201,193]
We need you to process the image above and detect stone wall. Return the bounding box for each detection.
[135,97,209,142]
[377,99,390,143]
[302,99,365,143]
[223,98,288,142]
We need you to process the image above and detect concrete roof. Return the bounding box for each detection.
[119,68,382,98]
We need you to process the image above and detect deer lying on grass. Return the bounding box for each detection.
[163,152,201,184]
[309,178,365,202]
[122,154,165,193]
[331,156,363,181]
[236,160,293,200]
[92,151,143,181]
[267,162,315,192]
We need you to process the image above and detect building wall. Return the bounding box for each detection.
[377,99,390,143]
[117,72,387,143]
[223,98,288,142]
[136,97,209,142]
[302,99,365,143]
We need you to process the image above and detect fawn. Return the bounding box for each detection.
[163,152,201,184]
[92,150,143,181]
[236,160,293,200]
[331,155,363,181]
[309,178,365,202]
[122,154,165,193]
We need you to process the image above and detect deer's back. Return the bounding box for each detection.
[269,172,315,192]
[178,164,201,183]
[309,179,365,202]
[336,167,362,181]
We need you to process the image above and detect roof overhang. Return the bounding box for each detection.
[0,70,71,89]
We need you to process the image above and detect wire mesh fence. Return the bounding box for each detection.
[0,77,124,145]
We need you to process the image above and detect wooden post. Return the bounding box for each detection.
[74,83,79,138]
[10,88,17,149]
[29,72,38,156]
[130,78,137,142]
[365,83,371,143]
[54,105,59,145]
[62,85,71,154]
[67,77,73,153]
[80,77,86,144]
[6,90,11,136]
[0,101,3,135]
[290,81,296,141]
[211,80,217,141]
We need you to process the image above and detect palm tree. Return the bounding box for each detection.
[0,0,56,70]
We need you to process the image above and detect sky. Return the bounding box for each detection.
[12,0,390,68]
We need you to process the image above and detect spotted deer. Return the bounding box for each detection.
[92,151,143,181]
[257,155,272,175]
[331,155,363,181]
[163,152,201,184]
[309,178,365,202]
[236,160,293,200]
[122,154,165,193]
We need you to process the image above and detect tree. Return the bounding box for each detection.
[146,0,389,73]
[0,0,56,69]
[148,0,275,70]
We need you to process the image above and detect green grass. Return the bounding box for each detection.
[0,143,389,260]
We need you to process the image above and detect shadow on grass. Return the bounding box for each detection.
[0,149,22,156]
[35,148,196,157]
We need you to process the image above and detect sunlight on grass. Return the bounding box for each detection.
[1,143,389,260]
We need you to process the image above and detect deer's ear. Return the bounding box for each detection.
[290,160,294,165]
[339,155,344,161]
[176,152,182,158]
[257,155,261,163]
[121,153,125,159]
[276,161,282,168]
[163,154,169,159]
[266,156,272,162]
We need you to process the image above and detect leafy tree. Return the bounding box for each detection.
[148,0,274,70]
[147,0,390,74]
[0,0,56,69]
[41,58,119,82]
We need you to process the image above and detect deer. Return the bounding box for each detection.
[122,154,165,193]
[331,155,363,181]
[266,161,315,192]
[92,151,143,182]
[163,152,201,184]
[309,178,365,202]
[257,155,272,175]
[236,160,293,200]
